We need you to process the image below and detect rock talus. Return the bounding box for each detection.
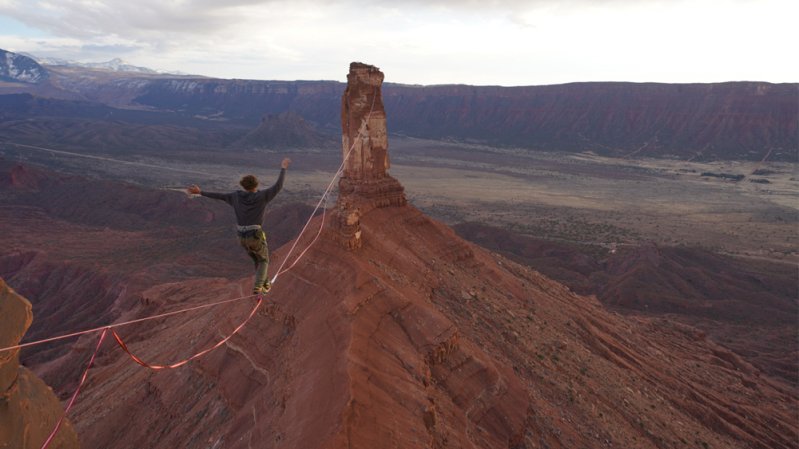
[0,278,79,449]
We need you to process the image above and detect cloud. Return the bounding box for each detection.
[1,0,277,68]
[0,0,795,84]
[2,1,221,38]
[0,0,767,43]
[0,0,685,41]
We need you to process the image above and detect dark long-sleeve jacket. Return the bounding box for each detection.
[201,169,285,226]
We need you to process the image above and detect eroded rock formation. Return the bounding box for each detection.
[0,278,79,449]
[230,111,335,150]
[337,62,406,249]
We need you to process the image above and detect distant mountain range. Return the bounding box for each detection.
[0,48,796,161]
[35,56,159,74]
[17,51,184,75]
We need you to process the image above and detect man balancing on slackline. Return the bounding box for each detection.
[188,157,291,296]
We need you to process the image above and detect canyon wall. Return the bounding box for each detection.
[129,80,799,161]
[3,61,795,160]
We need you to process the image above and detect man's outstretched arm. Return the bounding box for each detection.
[262,158,291,202]
[187,185,234,204]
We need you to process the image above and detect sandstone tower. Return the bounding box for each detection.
[337,62,406,249]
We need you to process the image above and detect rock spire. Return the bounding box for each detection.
[337,62,406,249]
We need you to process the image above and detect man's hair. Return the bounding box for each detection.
[240,175,259,191]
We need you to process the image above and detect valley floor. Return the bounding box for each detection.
[4,137,796,262]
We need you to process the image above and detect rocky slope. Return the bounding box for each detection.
[0,279,79,449]
[454,222,799,385]
[52,197,796,449]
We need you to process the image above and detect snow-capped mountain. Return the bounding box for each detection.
[36,56,158,74]
[77,58,157,74]
[0,49,48,83]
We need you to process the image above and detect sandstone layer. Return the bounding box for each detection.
[0,278,79,449]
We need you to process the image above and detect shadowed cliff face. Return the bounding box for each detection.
[383,82,798,161]
[0,279,79,449]
[99,78,799,162]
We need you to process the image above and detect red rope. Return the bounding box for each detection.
[40,298,260,444]
[40,328,108,449]
[0,293,258,354]
[111,297,262,370]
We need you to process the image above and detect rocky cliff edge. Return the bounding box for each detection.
[0,278,79,449]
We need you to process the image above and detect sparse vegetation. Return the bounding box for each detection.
[752,168,777,175]
[700,172,745,181]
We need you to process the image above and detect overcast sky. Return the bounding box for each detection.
[1,0,796,85]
